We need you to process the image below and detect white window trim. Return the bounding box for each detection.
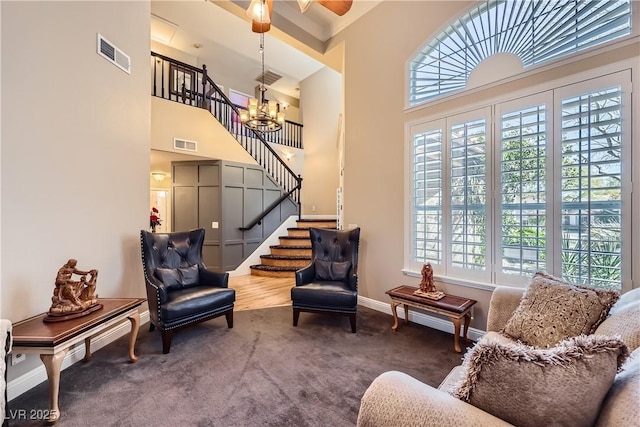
[404,61,636,292]
[445,107,493,283]
[493,92,554,287]
[552,71,633,289]
[404,35,640,113]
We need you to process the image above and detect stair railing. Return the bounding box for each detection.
[151,52,302,225]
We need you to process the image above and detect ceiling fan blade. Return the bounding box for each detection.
[251,0,273,33]
[317,0,352,16]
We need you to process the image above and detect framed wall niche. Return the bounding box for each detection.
[150,189,169,233]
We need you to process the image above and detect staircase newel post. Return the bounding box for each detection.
[298,174,303,221]
[202,64,208,111]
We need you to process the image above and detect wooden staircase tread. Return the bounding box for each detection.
[250,265,300,272]
[270,245,312,249]
[260,255,311,260]
[287,227,337,231]
[251,219,337,278]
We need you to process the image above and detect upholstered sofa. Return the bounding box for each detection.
[358,285,640,427]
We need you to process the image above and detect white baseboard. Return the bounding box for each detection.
[357,295,485,343]
[7,310,150,401]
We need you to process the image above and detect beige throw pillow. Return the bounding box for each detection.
[502,271,619,348]
[453,335,629,427]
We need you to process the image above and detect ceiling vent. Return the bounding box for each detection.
[174,138,198,152]
[255,70,282,86]
[97,34,130,74]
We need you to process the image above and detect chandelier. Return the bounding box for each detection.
[239,1,284,133]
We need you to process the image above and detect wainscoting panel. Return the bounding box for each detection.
[171,160,298,273]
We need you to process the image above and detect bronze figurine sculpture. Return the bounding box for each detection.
[414,263,445,300]
[45,259,102,322]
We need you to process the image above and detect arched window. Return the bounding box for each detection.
[408,0,632,106]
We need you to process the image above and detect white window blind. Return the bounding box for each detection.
[407,72,631,291]
[450,119,487,270]
[412,127,444,264]
[408,0,632,105]
[560,86,623,290]
[499,104,548,277]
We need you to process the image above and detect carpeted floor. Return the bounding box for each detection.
[8,306,470,426]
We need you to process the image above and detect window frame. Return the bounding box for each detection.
[405,68,633,292]
[551,71,632,289]
[493,92,554,287]
[407,0,634,107]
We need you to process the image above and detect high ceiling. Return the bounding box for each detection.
[150,0,382,98]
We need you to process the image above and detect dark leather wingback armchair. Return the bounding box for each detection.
[140,229,235,354]
[292,227,361,332]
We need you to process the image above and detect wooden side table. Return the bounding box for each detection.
[11,298,145,423]
[386,285,476,353]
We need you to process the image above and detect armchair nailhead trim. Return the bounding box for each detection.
[140,231,234,331]
[140,233,163,325]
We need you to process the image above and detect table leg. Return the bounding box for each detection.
[403,304,409,325]
[40,349,68,423]
[84,337,92,362]
[390,301,400,331]
[463,312,472,343]
[451,317,462,353]
[127,310,140,363]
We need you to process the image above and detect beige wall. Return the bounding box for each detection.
[151,97,258,164]
[1,0,151,377]
[151,40,198,66]
[330,1,640,330]
[299,66,342,215]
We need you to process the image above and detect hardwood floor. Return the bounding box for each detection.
[229,274,295,311]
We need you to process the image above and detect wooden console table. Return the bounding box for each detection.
[386,285,476,353]
[11,298,145,423]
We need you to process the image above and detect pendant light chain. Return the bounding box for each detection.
[239,0,285,133]
[259,32,266,104]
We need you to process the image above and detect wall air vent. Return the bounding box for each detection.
[97,33,131,74]
[255,70,282,86]
[174,138,198,152]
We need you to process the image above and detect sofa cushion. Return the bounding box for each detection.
[595,297,640,353]
[315,260,351,282]
[502,271,618,347]
[452,334,629,427]
[595,347,640,426]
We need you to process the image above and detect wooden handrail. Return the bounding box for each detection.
[239,177,302,231]
[150,51,303,229]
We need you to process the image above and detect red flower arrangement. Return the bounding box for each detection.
[150,207,162,232]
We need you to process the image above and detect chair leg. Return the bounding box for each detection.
[161,330,173,354]
[149,323,155,332]
[293,308,300,326]
[225,310,234,328]
[349,313,356,333]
